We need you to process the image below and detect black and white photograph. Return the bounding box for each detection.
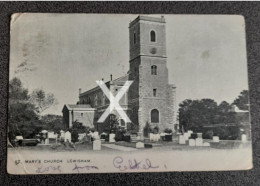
[7,14,252,174]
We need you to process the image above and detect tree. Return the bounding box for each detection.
[179,99,218,132]
[41,114,64,133]
[8,78,40,141]
[29,89,58,114]
[9,77,29,104]
[233,90,249,111]
[215,101,235,124]
[69,121,87,143]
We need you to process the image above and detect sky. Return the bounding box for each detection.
[9,14,248,115]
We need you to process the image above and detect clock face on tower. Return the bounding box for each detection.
[150,47,157,54]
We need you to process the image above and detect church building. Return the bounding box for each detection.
[63,16,177,133]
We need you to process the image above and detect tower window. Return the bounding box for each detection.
[153,89,157,97]
[151,65,157,75]
[81,113,83,117]
[134,33,137,44]
[150,30,156,42]
[151,109,159,123]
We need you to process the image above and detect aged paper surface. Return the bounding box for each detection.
[8,14,252,174]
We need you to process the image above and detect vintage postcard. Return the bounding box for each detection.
[7,14,252,174]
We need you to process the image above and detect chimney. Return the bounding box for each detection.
[79,88,82,95]
[110,74,113,81]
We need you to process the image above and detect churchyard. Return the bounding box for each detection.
[9,128,251,153]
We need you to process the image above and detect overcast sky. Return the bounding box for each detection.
[10,14,248,115]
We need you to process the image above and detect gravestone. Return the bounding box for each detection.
[64,131,71,143]
[109,133,115,143]
[137,132,143,141]
[203,142,210,147]
[93,139,101,150]
[136,142,144,149]
[188,139,195,146]
[156,134,160,141]
[187,130,193,136]
[151,134,160,142]
[213,136,220,143]
[184,132,190,141]
[60,130,65,140]
[178,135,186,144]
[197,133,203,139]
[130,134,137,142]
[195,138,203,146]
[93,131,99,140]
[241,134,247,142]
[45,138,49,144]
[149,133,154,141]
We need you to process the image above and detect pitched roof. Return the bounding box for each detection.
[63,104,95,111]
[68,104,92,109]
[80,74,129,96]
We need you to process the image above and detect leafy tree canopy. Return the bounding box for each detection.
[232,90,249,110]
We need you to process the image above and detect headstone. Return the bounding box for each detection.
[137,132,144,141]
[48,131,57,139]
[195,138,203,146]
[197,133,203,139]
[203,142,210,147]
[93,139,101,150]
[213,136,220,143]
[64,131,71,143]
[188,139,195,146]
[184,132,190,141]
[136,142,144,149]
[152,134,160,142]
[109,133,115,143]
[60,130,65,139]
[130,134,137,142]
[241,134,247,142]
[149,133,154,141]
[93,131,99,140]
[178,135,186,144]
[45,138,49,144]
[187,130,193,135]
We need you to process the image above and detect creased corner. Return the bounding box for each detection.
[10,13,24,27]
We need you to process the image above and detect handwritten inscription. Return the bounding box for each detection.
[72,164,99,173]
[113,156,159,171]
[36,165,62,174]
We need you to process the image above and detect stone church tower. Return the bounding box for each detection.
[128,16,176,132]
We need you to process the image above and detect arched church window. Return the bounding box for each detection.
[134,33,136,44]
[151,109,159,123]
[151,65,157,75]
[150,30,156,42]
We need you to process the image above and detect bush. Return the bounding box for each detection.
[115,128,126,141]
[71,130,79,143]
[164,128,173,134]
[143,122,152,137]
[153,126,159,134]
